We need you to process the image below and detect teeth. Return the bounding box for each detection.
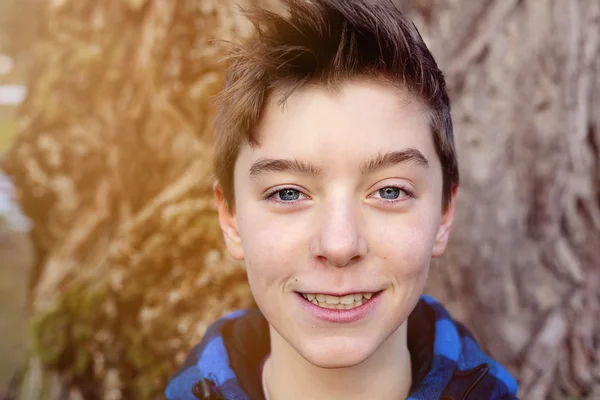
[301,292,375,310]
[340,294,354,305]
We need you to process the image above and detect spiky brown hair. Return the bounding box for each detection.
[214,0,459,211]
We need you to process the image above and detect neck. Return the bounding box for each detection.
[264,324,412,400]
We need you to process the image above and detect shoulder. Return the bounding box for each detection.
[165,308,269,400]
[415,296,519,399]
[164,309,249,400]
[442,360,519,399]
[443,309,519,399]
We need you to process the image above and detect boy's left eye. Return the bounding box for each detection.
[371,186,412,201]
[379,187,402,199]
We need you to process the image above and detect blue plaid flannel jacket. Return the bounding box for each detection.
[165,296,519,399]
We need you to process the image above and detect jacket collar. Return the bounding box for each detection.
[165,296,519,399]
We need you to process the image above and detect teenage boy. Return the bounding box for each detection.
[166,0,519,399]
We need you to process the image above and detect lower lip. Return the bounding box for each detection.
[296,292,382,323]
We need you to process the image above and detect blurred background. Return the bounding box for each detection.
[1,0,38,397]
[0,0,599,399]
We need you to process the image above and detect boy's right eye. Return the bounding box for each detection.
[265,187,309,203]
[277,189,301,201]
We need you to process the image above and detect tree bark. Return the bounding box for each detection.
[2,0,599,399]
[415,2,600,398]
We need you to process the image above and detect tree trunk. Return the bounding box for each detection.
[2,0,599,399]
[416,2,600,398]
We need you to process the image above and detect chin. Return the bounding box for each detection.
[297,336,377,369]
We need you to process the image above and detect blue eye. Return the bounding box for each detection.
[264,187,309,205]
[379,187,400,199]
[378,187,403,199]
[277,189,301,201]
[371,186,413,202]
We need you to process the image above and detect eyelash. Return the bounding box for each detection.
[264,185,415,204]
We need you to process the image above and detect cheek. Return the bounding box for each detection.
[371,212,439,274]
[237,210,309,287]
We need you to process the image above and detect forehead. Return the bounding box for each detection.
[241,79,439,172]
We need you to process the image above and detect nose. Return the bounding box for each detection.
[310,201,367,267]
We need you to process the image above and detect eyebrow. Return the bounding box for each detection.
[249,158,323,178]
[248,149,429,179]
[361,149,429,174]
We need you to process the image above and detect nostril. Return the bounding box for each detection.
[317,254,363,268]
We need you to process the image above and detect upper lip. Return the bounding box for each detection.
[296,290,380,296]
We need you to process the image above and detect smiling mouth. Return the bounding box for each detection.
[298,292,376,310]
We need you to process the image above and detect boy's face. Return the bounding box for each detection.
[216,79,455,368]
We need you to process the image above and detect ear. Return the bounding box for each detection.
[432,186,458,258]
[214,182,244,260]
